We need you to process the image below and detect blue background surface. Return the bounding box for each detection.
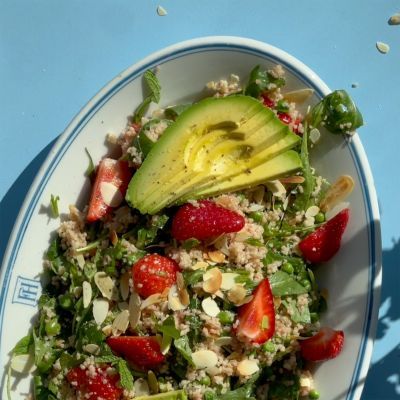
[0,1,399,398]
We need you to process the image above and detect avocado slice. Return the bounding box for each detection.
[126,95,301,214]
[135,390,187,400]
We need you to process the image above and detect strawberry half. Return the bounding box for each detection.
[87,158,132,222]
[299,208,350,263]
[171,200,245,241]
[235,278,275,344]
[66,365,122,400]
[299,327,344,362]
[132,254,179,298]
[107,336,165,369]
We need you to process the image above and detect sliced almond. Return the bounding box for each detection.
[203,268,222,294]
[83,344,100,355]
[191,261,209,270]
[214,289,225,299]
[92,298,109,325]
[208,250,226,263]
[280,176,305,184]
[234,231,251,242]
[129,291,141,329]
[112,309,130,336]
[94,272,117,300]
[237,359,259,376]
[179,288,190,307]
[309,128,321,144]
[176,272,185,291]
[76,254,85,269]
[118,302,129,311]
[192,349,218,369]
[140,293,162,310]
[325,201,350,221]
[110,230,118,246]
[102,324,113,336]
[202,297,221,317]
[220,273,239,291]
[320,175,354,212]
[227,284,247,305]
[100,181,123,207]
[82,281,92,308]
[215,337,233,346]
[283,88,314,103]
[305,205,320,218]
[304,217,315,227]
[168,285,187,311]
[134,378,150,396]
[376,41,390,54]
[120,272,131,301]
[10,353,36,374]
[389,13,400,25]
[147,370,159,394]
[266,180,286,199]
[252,186,265,204]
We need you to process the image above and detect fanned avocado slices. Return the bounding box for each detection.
[126,95,301,214]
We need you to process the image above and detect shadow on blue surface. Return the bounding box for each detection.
[362,238,400,400]
[0,139,57,267]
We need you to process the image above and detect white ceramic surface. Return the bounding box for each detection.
[0,36,381,399]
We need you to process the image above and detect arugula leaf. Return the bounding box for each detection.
[84,147,95,177]
[12,333,33,356]
[117,359,134,391]
[282,298,311,324]
[164,104,192,120]
[50,194,60,218]
[245,65,285,98]
[158,315,181,339]
[173,336,194,366]
[133,70,161,123]
[269,271,308,296]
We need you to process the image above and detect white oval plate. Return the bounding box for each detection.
[0,36,381,399]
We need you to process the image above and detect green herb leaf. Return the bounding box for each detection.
[183,269,204,286]
[12,333,33,356]
[182,238,201,251]
[173,336,194,366]
[282,298,311,324]
[95,354,121,364]
[164,104,192,120]
[50,194,60,218]
[245,65,285,98]
[245,237,264,247]
[117,359,134,391]
[84,147,95,177]
[269,271,308,296]
[158,315,181,339]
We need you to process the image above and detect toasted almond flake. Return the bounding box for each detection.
[237,359,259,376]
[303,217,315,227]
[214,289,225,299]
[206,366,220,376]
[11,353,36,374]
[161,286,170,298]
[227,284,247,305]
[100,181,123,207]
[252,186,265,204]
[220,273,239,291]
[76,254,85,269]
[110,230,118,246]
[280,176,305,184]
[320,175,354,212]
[112,309,130,336]
[161,334,173,355]
[92,298,109,325]
[129,291,141,329]
[140,293,162,310]
[82,281,92,308]
[191,261,209,270]
[300,377,311,387]
[376,41,390,54]
[120,272,130,301]
[274,297,281,308]
[208,250,226,263]
[84,344,100,354]
[266,180,286,199]
[179,288,190,306]
[305,205,320,218]
[148,370,159,394]
[309,128,321,144]
[203,267,223,294]
[388,13,400,25]
[157,5,167,16]
[176,272,185,291]
[134,378,150,396]
[325,201,350,221]
[102,324,113,336]
[192,350,218,369]
[168,285,187,311]
[283,88,314,103]
[215,336,233,346]
[118,302,129,311]
[247,203,264,212]
[202,297,221,317]
[94,272,117,300]
[235,231,251,242]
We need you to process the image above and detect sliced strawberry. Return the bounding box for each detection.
[107,336,165,369]
[87,158,132,222]
[261,93,275,108]
[132,254,179,298]
[235,278,275,344]
[66,364,122,400]
[171,200,245,241]
[299,208,350,263]
[299,327,344,362]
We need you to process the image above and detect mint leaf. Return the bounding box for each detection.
[95,354,121,364]
[282,298,311,324]
[158,315,180,339]
[174,336,194,366]
[12,333,33,356]
[269,271,308,296]
[117,359,134,391]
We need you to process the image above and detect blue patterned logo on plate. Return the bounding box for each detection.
[12,276,40,307]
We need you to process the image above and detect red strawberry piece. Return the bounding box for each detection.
[171,200,245,241]
[107,336,165,369]
[261,93,276,108]
[132,254,179,298]
[299,208,350,263]
[235,278,275,344]
[87,158,132,222]
[299,327,344,362]
[66,365,122,400]
[292,117,303,135]
[277,111,292,125]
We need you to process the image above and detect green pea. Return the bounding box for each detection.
[309,389,320,399]
[262,341,275,353]
[315,212,325,223]
[301,279,312,291]
[199,376,211,386]
[218,311,234,325]
[310,312,319,323]
[59,294,73,310]
[45,319,61,336]
[249,211,263,223]
[281,262,294,274]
